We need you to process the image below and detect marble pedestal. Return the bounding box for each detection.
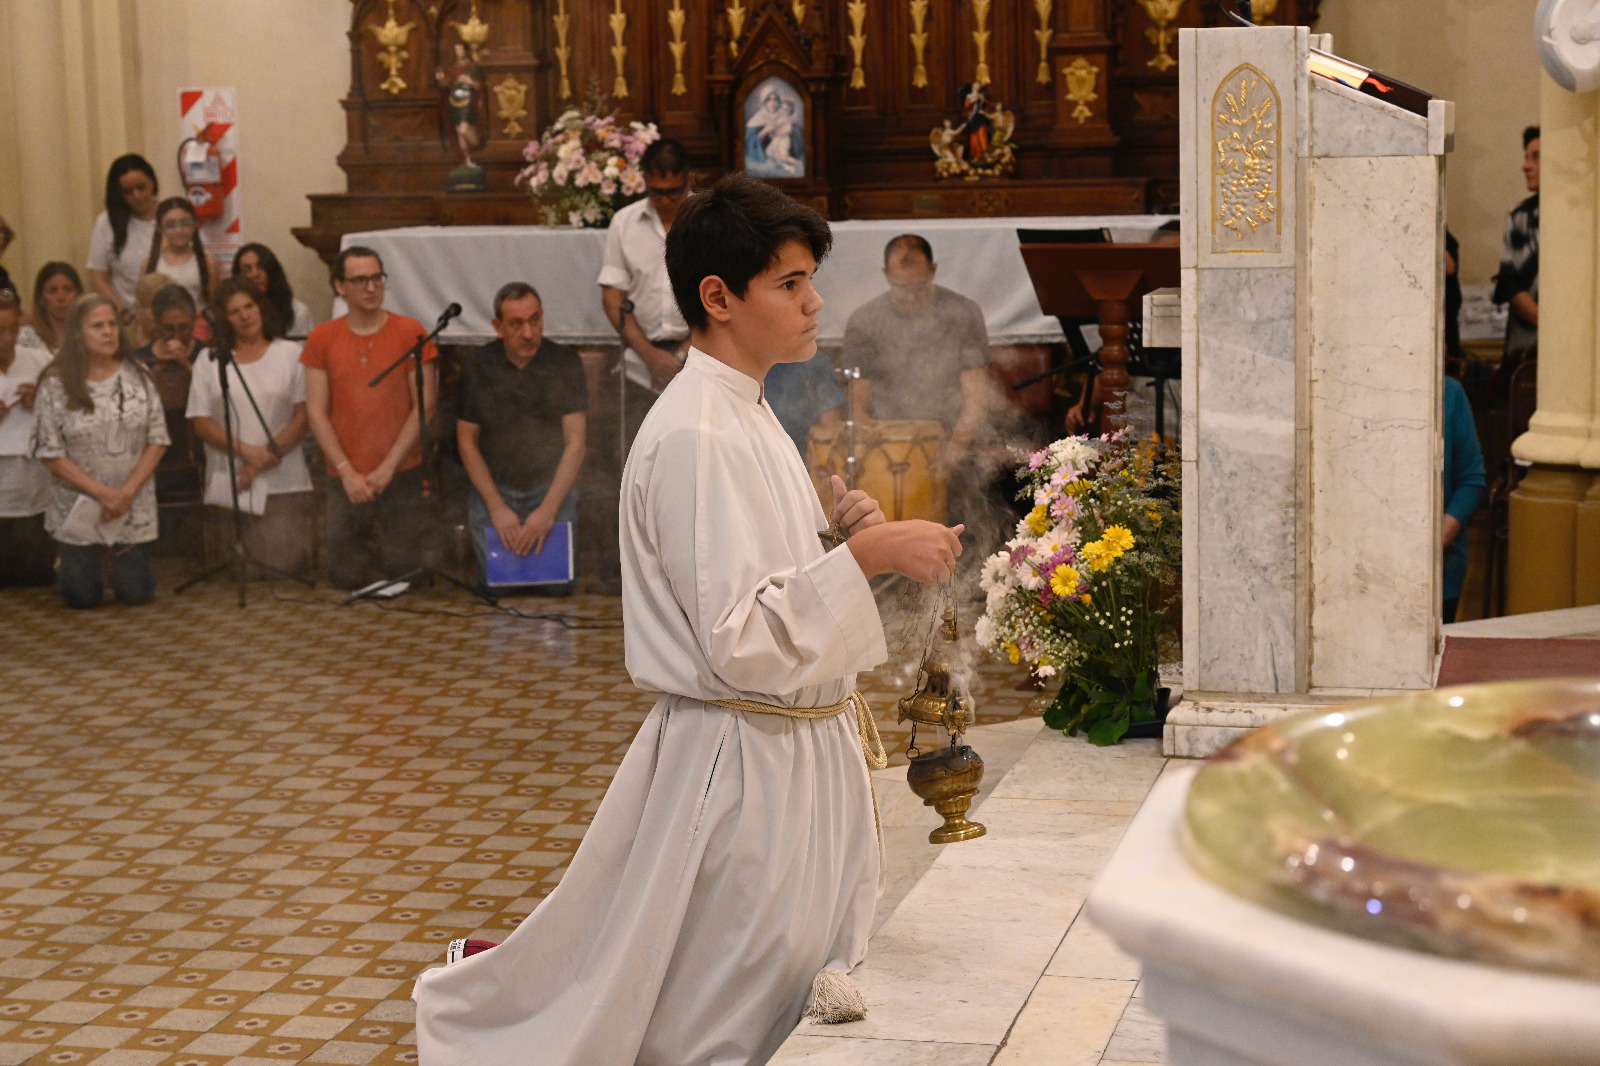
[1173,27,1454,755]
[1088,767,1600,1066]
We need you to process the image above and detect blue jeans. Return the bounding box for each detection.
[55,541,155,609]
[467,482,578,594]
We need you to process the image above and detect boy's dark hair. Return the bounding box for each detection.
[1523,125,1541,148]
[150,284,196,321]
[641,138,690,178]
[333,245,384,282]
[665,174,832,331]
[882,233,933,266]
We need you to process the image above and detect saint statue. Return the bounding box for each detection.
[436,40,486,188]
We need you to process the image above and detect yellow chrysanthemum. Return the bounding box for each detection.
[1101,525,1135,553]
[1064,480,1090,497]
[1147,508,1162,526]
[1005,641,1021,665]
[1079,593,1092,605]
[1080,540,1115,573]
[1026,505,1050,536]
[1049,564,1080,598]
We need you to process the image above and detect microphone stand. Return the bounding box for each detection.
[615,299,634,467]
[344,304,495,607]
[174,323,315,606]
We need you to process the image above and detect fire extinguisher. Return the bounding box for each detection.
[178,133,224,220]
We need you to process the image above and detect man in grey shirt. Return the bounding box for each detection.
[842,234,991,473]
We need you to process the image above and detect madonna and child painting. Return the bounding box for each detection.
[743,77,805,179]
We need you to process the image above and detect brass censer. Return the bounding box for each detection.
[898,588,986,844]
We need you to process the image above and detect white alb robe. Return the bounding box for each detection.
[413,349,889,1066]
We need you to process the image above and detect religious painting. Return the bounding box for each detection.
[742,76,806,180]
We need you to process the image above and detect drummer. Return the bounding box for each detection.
[841,234,991,476]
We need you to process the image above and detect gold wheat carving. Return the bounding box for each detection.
[792,1,808,25]
[908,0,930,88]
[847,1,868,89]
[1212,65,1281,252]
[667,0,688,95]
[367,0,416,95]
[1255,0,1280,23]
[1063,56,1099,122]
[1137,0,1183,73]
[494,74,528,137]
[553,0,572,100]
[971,0,991,85]
[1033,0,1053,84]
[609,0,629,98]
[727,1,747,58]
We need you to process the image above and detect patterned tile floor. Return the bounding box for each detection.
[0,566,1042,1066]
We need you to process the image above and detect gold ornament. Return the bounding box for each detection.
[667,0,689,95]
[847,1,868,90]
[1212,65,1282,253]
[1063,56,1099,123]
[609,0,630,98]
[1255,0,1280,23]
[1034,0,1054,84]
[1137,0,1184,73]
[908,0,930,89]
[792,0,808,26]
[493,74,528,137]
[553,0,573,100]
[450,0,489,62]
[971,0,992,85]
[368,0,416,95]
[727,1,747,58]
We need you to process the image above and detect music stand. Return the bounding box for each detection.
[1017,242,1181,426]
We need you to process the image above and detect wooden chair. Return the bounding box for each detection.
[1479,353,1537,619]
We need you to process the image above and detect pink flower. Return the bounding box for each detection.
[1028,450,1049,470]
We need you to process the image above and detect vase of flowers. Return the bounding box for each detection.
[976,432,1181,745]
[516,106,659,228]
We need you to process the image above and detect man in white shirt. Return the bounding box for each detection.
[598,138,692,453]
[414,175,964,1066]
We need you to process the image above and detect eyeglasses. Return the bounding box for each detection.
[161,218,197,232]
[646,180,690,201]
[342,273,387,289]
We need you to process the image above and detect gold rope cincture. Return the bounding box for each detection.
[706,690,889,771]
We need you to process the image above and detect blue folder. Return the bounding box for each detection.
[484,522,575,587]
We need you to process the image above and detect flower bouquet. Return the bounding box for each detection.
[976,432,1181,745]
[516,107,659,228]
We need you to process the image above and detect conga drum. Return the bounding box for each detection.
[807,419,947,524]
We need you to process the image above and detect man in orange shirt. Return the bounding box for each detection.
[302,246,439,589]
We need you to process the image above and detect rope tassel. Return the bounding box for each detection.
[805,969,867,1024]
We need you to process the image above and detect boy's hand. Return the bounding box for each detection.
[847,520,964,584]
[829,475,885,537]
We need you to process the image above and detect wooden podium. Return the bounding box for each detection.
[1018,243,1180,422]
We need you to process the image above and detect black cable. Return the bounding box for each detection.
[266,582,623,628]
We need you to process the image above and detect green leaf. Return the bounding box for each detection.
[1086,716,1130,746]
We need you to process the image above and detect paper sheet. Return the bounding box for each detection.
[0,374,35,456]
[60,493,130,546]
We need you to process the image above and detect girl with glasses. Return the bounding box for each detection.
[143,198,218,306]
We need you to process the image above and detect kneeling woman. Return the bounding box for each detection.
[32,294,169,608]
[185,277,313,576]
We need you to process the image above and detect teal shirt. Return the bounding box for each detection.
[1442,376,1485,601]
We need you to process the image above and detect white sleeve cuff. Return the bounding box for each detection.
[806,543,888,675]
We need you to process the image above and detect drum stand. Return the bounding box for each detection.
[841,366,860,491]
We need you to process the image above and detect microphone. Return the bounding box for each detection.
[436,302,463,329]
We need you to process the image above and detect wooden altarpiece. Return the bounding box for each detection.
[295,0,1323,263]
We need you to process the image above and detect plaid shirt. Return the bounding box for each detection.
[1493,193,1538,362]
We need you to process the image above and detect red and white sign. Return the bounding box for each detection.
[178,87,242,270]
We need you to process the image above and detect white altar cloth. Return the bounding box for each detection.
[340,214,1168,348]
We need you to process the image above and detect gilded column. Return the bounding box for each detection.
[971,0,991,85]
[908,0,930,89]
[727,1,747,58]
[667,1,688,95]
[609,1,630,98]
[847,1,867,89]
[553,0,573,100]
[1033,0,1054,85]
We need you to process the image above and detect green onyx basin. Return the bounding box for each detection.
[1184,679,1600,980]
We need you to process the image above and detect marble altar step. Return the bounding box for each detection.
[770,721,1171,1065]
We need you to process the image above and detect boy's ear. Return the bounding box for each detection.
[699,275,735,325]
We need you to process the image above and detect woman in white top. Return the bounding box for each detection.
[234,243,316,340]
[87,155,161,324]
[17,262,83,355]
[31,294,170,609]
[143,198,218,307]
[0,292,55,586]
[186,275,313,577]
